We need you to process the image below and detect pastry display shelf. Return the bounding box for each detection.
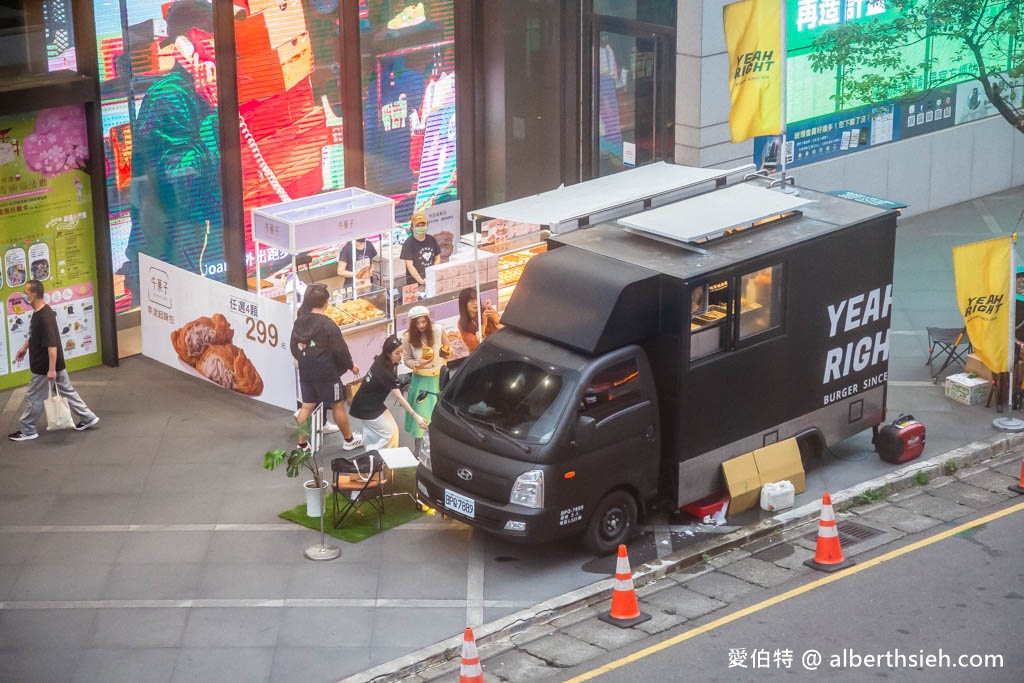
[485,239,546,311]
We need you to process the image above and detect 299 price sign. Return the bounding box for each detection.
[245,316,280,348]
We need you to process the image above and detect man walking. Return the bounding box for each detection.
[9,280,99,441]
[289,284,363,452]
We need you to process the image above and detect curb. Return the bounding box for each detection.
[344,431,1024,683]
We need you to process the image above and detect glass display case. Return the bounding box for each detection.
[480,236,547,311]
[325,284,390,330]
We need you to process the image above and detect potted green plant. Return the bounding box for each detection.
[263,421,329,518]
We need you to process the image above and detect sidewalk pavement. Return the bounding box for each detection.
[2,185,1024,683]
[410,450,1024,683]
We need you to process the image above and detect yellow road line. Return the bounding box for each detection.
[563,500,1024,682]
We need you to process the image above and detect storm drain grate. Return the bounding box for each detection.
[803,520,886,547]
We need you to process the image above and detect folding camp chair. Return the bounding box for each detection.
[925,326,971,383]
[331,451,388,530]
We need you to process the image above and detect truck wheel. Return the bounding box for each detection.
[583,490,637,555]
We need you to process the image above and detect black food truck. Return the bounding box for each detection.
[415,177,897,553]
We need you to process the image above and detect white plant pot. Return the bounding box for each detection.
[304,480,329,518]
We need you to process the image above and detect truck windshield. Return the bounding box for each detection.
[445,346,576,444]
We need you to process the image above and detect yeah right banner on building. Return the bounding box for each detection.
[952,236,1012,372]
[723,0,783,143]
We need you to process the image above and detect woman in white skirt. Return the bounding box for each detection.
[348,335,427,450]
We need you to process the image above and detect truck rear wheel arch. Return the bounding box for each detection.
[795,429,825,462]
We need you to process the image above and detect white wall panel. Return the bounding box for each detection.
[969,118,1014,199]
[929,124,974,208]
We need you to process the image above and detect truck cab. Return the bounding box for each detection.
[416,327,661,554]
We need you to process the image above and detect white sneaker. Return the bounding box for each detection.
[75,416,100,431]
[342,433,364,451]
[322,421,340,434]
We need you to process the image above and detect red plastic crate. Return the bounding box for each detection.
[681,494,727,518]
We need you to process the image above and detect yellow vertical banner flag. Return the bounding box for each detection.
[952,236,1012,372]
[723,0,782,143]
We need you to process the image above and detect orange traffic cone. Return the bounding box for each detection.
[1010,456,1024,494]
[803,493,855,573]
[598,544,651,628]
[459,627,484,683]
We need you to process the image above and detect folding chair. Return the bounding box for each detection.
[331,451,388,530]
[925,326,971,383]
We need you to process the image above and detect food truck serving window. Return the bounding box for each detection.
[690,280,730,360]
[739,264,783,340]
[689,263,784,362]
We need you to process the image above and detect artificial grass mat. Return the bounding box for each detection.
[278,467,425,543]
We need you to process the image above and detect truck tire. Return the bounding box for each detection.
[583,490,637,555]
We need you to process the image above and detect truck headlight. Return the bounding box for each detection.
[418,430,432,471]
[510,470,544,508]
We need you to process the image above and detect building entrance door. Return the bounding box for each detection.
[590,17,674,177]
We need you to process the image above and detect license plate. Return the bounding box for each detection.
[444,488,475,519]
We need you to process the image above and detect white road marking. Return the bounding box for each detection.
[0,598,536,610]
[466,531,486,627]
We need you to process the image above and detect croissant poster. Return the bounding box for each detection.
[139,254,296,410]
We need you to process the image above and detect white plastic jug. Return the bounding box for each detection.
[760,480,795,512]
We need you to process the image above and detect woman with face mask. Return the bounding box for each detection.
[399,212,441,288]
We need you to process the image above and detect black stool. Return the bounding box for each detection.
[331,451,388,530]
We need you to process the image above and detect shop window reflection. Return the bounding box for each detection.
[579,358,643,422]
[360,0,457,226]
[93,0,226,312]
[235,0,346,281]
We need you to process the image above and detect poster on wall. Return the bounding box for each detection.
[139,253,296,410]
[754,103,895,171]
[953,75,1022,126]
[897,86,956,139]
[0,105,102,390]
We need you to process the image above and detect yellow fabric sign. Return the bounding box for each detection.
[723,0,782,143]
[952,236,1012,372]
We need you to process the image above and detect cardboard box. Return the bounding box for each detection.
[945,372,991,405]
[235,0,307,55]
[963,353,994,381]
[236,31,314,102]
[753,439,806,494]
[721,452,761,514]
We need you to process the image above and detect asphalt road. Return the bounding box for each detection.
[558,499,1024,683]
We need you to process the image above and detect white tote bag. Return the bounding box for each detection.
[45,382,75,431]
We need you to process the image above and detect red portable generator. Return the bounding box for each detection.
[876,414,926,464]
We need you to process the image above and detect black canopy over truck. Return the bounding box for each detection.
[415,175,897,553]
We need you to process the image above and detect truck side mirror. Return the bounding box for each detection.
[439,365,450,391]
[573,414,596,449]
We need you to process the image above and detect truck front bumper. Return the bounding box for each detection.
[415,466,570,544]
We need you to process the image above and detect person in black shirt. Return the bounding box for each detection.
[289,284,363,451]
[349,335,426,450]
[9,280,99,441]
[399,212,441,287]
[336,238,378,296]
